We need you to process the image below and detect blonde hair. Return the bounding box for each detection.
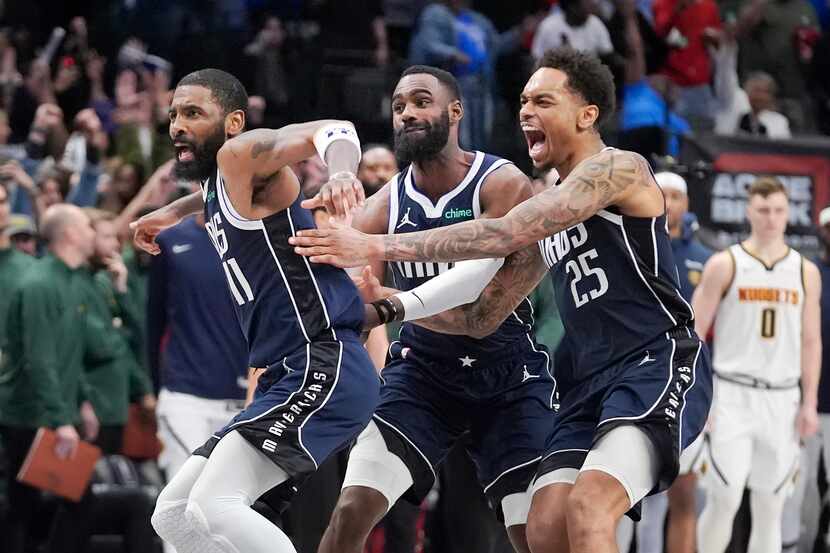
[747,176,788,199]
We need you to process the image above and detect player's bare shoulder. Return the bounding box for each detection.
[478,162,534,218]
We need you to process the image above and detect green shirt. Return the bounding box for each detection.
[122,245,149,370]
[82,270,151,425]
[0,247,35,349]
[0,254,92,428]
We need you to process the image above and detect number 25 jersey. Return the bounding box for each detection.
[713,244,804,383]
[539,205,694,381]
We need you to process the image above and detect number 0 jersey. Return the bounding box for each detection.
[200,167,364,368]
[539,154,694,381]
[713,244,804,384]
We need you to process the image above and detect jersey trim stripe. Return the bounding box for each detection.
[651,218,659,276]
[677,339,702,452]
[263,213,335,342]
[724,247,737,298]
[373,414,437,480]
[216,171,261,231]
[387,172,401,235]
[483,455,542,494]
[261,222,313,343]
[472,158,512,219]
[403,152,484,218]
[597,334,676,426]
[739,243,792,271]
[225,344,312,430]
[285,207,336,340]
[596,209,623,225]
[297,341,343,469]
[620,218,679,326]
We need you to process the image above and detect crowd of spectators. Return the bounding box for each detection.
[0,1,828,552]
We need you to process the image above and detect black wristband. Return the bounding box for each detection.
[371,297,400,324]
[371,300,392,325]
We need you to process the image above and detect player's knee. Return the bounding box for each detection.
[526,489,569,553]
[566,477,620,540]
[151,498,189,544]
[328,487,387,544]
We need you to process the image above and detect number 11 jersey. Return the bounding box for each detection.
[200,167,364,368]
[539,173,694,381]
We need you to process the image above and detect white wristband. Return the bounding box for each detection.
[312,123,362,167]
[395,258,505,321]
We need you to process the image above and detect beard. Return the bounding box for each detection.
[393,110,450,165]
[172,125,227,182]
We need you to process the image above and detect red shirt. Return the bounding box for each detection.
[653,0,722,86]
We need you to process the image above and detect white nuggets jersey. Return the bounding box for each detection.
[713,244,804,383]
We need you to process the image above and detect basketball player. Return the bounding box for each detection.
[131,69,379,553]
[290,47,713,553]
[692,176,821,553]
[304,65,554,553]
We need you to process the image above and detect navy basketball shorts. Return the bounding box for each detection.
[194,333,380,487]
[535,326,712,516]
[372,340,557,521]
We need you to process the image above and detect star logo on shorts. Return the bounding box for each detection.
[459,355,476,367]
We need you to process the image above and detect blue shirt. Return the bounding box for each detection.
[621,80,690,157]
[147,217,249,400]
[454,11,488,76]
[670,213,713,303]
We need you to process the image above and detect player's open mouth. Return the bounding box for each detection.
[522,128,546,159]
[174,143,194,162]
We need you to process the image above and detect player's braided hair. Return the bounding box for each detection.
[177,68,249,116]
[535,47,616,128]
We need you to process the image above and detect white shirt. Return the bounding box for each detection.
[711,41,791,139]
[713,245,804,383]
[531,9,613,59]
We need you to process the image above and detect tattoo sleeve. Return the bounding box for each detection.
[412,245,549,338]
[378,149,649,263]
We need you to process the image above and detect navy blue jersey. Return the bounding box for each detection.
[388,151,539,361]
[200,167,364,367]
[149,218,249,399]
[539,151,693,381]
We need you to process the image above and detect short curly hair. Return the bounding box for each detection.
[535,47,616,128]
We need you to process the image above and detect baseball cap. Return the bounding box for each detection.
[655,171,687,195]
[6,214,37,239]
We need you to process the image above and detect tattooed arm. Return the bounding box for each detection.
[217,121,360,181]
[291,148,661,267]
[409,163,546,337]
[217,121,362,218]
[412,244,548,338]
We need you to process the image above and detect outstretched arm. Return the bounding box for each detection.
[412,245,548,338]
[291,148,651,266]
[218,120,361,180]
